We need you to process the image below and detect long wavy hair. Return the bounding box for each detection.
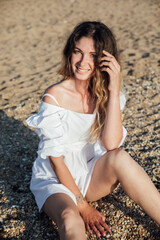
[59,21,120,143]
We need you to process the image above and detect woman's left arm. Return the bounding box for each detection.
[100,50,123,150]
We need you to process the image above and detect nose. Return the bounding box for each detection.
[79,54,89,66]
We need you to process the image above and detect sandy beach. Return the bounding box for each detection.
[0,0,160,239]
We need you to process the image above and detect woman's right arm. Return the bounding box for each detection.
[49,155,111,237]
[49,155,89,209]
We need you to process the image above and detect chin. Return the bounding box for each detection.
[76,76,90,81]
[74,72,93,81]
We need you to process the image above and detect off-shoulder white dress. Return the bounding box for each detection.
[26,92,127,211]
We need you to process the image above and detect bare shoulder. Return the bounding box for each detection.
[43,80,72,106]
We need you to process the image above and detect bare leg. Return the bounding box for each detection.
[42,193,86,240]
[86,149,160,225]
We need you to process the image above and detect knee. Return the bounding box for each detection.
[60,207,84,233]
[105,148,131,172]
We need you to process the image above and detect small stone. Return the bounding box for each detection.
[21,158,27,162]
[26,25,31,29]
[142,53,150,58]
[127,69,134,76]
[11,212,18,218]
[128,53,136,56]
[109,204,114,210]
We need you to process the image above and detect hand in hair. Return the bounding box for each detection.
[100,50,120,96]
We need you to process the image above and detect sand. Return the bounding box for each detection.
[0,0,160,239]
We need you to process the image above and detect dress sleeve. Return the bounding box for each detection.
[119,91,127,146]
[118,125,127,147]
[26,103,65,159]
[120,91,126,111]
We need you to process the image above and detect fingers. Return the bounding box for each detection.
[99,50,120,72]
[99,50,121,93]
[85,223,93,235]
[100,61,118,74]
[100,220,112,234]
[89,220,111,238]
[95,221,106,237]
[100,59,120,72]
[90,222,101,238]
[100,56,119,70]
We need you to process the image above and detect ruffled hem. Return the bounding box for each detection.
[37,146,65,159]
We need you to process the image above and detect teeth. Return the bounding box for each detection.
[77,67,88,72]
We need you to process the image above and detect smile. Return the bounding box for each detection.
[76,66,89,72]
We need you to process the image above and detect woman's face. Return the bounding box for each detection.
[71,37,96,81]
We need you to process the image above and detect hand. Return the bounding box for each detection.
[79,202,111,238]
[99,50,120,95]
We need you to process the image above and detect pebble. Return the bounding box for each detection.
[142,52,150,58]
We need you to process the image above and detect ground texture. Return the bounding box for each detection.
[0,0,160,239]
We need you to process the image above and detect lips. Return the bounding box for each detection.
[76,66,89,72]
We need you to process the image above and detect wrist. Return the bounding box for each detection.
[108,90,120,98]
[75,193,89,210]
[75,193,85,204]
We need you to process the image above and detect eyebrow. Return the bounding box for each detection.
[74,47,96,54]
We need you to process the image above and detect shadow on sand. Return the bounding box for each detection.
[0,110,59,239]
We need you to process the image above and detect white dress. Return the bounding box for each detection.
[26,92,127,211]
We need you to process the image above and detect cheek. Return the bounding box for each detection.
[71,58,76,71]
[71,55,74,65]
[91,61,95,71]
[71,54,79,64]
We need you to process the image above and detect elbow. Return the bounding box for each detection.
[101,135,123,151]
[104,143,119,151]
[49,155,64,169]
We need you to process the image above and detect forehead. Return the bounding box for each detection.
[75,37,95,52]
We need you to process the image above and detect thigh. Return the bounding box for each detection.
[85,150,119,202]
[42,193,79,225]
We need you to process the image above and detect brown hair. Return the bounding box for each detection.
[59,21,120,142]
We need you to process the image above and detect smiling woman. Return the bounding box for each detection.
[26,21,160,239]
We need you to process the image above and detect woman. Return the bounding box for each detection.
[26,21,160,239]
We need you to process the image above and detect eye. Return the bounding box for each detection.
[73,49,81,54]
[91,54,96,59]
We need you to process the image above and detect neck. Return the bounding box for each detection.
[66,77,94,113]
[74,79,89,96]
